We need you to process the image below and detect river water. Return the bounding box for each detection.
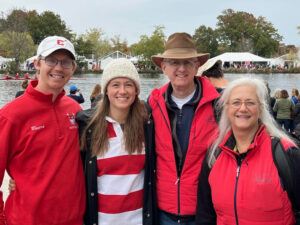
[1,73,300,109]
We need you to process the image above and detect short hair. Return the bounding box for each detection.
[203,60,223,78]
[281,89,289,99]
[292,88,299,96]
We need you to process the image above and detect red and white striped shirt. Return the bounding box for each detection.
[97,117,145,225]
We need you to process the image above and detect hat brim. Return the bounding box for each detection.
[40,47,76,60]
[197,59,222,76]
[152,53,209,68]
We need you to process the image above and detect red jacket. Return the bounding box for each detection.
[148,77,219,215]
[199,126,295,225]
[0,81,85,225]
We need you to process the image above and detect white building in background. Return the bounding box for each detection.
[210,52,270,67]
[0,56,14,70]
[270,54,300,68]
[100,51,132,70]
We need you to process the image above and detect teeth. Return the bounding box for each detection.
[50,74,64,79]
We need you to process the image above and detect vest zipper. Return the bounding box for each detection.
[234,157,243,225]
[176,158,183,219]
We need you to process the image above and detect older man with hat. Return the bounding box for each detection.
[145,32,219,225]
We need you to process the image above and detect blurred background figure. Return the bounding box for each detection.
[273,89,294,133]
[197,59,228,93]
[90,84,103,108]
[67,84,85,104]
[291,88,299,105]
[270,88,282,118]
[15,79,29,98]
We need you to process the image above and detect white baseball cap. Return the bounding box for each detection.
[37,36,76,59]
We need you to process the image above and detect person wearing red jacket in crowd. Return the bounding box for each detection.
[146,32,219,225]
[0,36,85,225]
[196,77,300,225]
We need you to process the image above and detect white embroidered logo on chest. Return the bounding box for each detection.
[31,125,45,131]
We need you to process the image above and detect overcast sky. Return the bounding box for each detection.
[1,0,300,46]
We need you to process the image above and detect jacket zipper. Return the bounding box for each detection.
[234,157,243,225]
[176,158,182,220]
[53,104,63,138]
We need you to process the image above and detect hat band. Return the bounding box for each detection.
[161,48,199,58]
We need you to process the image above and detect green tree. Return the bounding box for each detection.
[3,9,28,32]
[82,28,112,63]
[0,9,73,45]
[27,10,73,44]
[130,26,165,68]
[73,36,94,57]
[252,16,282,57]
[216,9,282,57]
[111,35,129,53]
[193,25,219,57]
[0,31,35,72]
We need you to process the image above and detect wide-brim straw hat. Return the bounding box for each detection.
[197,59,222,76]
[151,32,209,68]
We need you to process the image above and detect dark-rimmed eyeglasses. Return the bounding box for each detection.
[40,57,74,69]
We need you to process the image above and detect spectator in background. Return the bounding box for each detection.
[15,79,29,98]
[273,89,294,133]
[24,73,30,80]
[68,84,85,104]
[270,89,281,118]
[291,88,299,105]
[90,84,103,108]
[197,59,228,93]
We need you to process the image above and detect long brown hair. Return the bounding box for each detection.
[80,94,147,156]
[90,84,101,99]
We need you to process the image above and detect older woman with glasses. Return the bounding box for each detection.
[195,77,300,225]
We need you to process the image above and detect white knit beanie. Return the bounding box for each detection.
[101,58,140,94]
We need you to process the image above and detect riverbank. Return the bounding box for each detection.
[2,67,300,77]
[223,67,300,74]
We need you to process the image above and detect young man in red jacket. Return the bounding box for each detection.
[0,36,85,225]
[146,32,219,225]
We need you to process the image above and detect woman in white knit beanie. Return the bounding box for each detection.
[78,58,152,225]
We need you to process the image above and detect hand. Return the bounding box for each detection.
[8,179,16,193]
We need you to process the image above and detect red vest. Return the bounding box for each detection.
[210,127,295,225]
[148,77,219,215]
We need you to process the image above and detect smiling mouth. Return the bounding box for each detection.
[236,115,250,118]
[50,74,65,79]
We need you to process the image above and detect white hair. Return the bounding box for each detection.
[207,77,295,167]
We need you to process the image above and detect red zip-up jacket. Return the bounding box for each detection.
[0,81,85,225]
[148,77,219,216]
[196,126,299,225]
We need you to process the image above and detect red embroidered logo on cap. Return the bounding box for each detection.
[57,39,65,46]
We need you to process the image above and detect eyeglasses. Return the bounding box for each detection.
[40,57,74,69]
[228,100,259,109]
[163,59,198,69]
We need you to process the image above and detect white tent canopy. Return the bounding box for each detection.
[211,52,270,63]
